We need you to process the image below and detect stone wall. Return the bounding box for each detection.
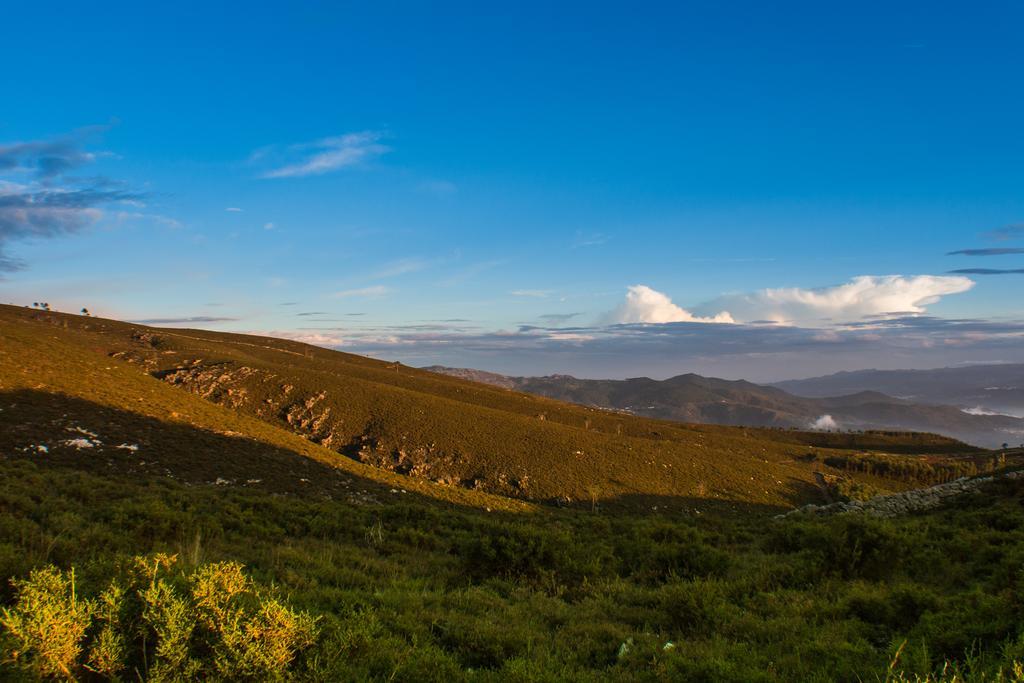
[777,470,1024,519]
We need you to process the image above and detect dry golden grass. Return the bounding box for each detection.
[0,304,992,512]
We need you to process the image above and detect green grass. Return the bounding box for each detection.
[2,455,1024,680]
[3,305,1023,680]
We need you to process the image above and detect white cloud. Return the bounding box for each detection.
[225,207,243,212]
[705,275,975,325]
[261,131,388,179]
[263,222,274,230]
[511,289,552,298]
[332,285,390,299]
[607,285,734,324]
[253,331,347,346]
[810,414,838,430]
[572,231,609,248]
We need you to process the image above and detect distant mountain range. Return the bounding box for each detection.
[424,366,1024,449]
[772,365,1024,417]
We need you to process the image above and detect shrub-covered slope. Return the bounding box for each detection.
[2,437,1024,680]
[0,304,998,510]
[4,305,1024,680]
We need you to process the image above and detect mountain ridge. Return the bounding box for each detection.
[423,365,1024,448]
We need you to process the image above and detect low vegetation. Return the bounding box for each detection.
[819,451,1010,486]
[2,555,317,680]
[2,459,1024,680]
[3,305,1024,680]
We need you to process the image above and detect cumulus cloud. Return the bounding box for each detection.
[0,131,143,272]
[607,285,734,324]
[701,275,974,325]
[259,131,388,179]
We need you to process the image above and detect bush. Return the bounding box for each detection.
[0,554,318,680]
[459,522,607,587]
[0,566,92,679]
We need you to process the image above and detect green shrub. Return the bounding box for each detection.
[0,566,92,679]
[768,516,904,580]
[0,554,318,680]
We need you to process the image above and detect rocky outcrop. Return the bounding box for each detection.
[159,363,263,409]
[778,470,1024,519]
[149,360,531,494]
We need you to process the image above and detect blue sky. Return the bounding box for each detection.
[2,1,1023,380]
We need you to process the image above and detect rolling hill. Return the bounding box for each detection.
[0,304,999,512]
[424,367,1024,448]
[5,303,1024,679]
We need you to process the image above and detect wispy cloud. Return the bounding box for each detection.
[0,130,144,272]
[0,127,105,179]
[571,230,609,248]
[225,207,243,212]
[370,257,429,279]
[511,289,552,298]
[331,285,390,299]
[538,312,581,325]
[112,210,181,230]
[259,131,389,179]
[983,223,1024,242]
[948,247,1024,256]
[949,268,1024,275]
[132,316,238,324]
[437,260,502,287]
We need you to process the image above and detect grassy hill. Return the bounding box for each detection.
[0,304,1000,511]
[4,304,1024,679]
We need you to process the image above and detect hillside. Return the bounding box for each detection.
[424,367,1024,449]
[0,304,999,512]
[5,304,1024,679]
